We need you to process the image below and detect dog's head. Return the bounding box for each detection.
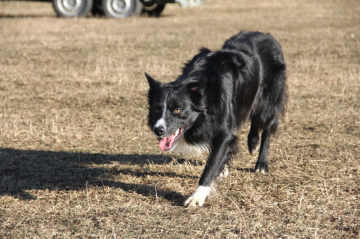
[145,72,205,151]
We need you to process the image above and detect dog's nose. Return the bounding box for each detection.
[154,126,165,137]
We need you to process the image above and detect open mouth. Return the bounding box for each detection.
[158,126,185,151]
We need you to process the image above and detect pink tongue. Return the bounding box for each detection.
[159,135,176,151]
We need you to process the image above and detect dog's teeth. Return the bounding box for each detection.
[175,129,179,137]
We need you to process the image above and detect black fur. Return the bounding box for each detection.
[146,31,287,198]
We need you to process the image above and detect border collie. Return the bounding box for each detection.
[145,31,287,207]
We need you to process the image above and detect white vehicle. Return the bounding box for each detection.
[51,0,203,18]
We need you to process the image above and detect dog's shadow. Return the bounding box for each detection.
[0,14,55,19]
[0,148,203,205]
[236,168,256,173]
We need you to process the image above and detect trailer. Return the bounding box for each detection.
[49,0,203,18]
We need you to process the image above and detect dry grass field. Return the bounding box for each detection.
[0,0,359,237]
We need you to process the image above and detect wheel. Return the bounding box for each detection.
[52,0,93,17]
[143,2,165,17]
[101,0,142,18]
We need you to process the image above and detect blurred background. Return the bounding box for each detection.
[0,0,359,237]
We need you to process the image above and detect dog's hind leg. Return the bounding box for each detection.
[255,128,270,173]
[248,124,260,155]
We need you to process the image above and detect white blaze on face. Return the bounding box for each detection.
[184,185,211,207]
[153,103,167,135]
[154,118,166,131]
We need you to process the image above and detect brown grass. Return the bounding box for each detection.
[0,0,359,237]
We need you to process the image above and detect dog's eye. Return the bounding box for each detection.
[173,108,182,114]
[155,109,161,114]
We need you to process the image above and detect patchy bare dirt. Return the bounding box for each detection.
[0,0,359,237]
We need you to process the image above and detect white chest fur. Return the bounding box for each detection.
[171,136,209,155]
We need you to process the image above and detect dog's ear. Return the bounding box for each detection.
[145,72,161,89]
[215,51,246,71]
[186,78,207,93]
[182,47,212,72]
[190,86,198,91]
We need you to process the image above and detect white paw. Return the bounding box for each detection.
[255,168,266,174]
[183,186,210,207]
[218,164,229,181]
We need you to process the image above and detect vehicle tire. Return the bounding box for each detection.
[52,0,93,17]
[143,3,165,17]
[101,0,142,18]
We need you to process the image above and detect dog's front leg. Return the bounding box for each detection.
[184,133,237,207]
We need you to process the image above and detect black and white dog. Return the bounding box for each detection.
[145,31,287,207]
